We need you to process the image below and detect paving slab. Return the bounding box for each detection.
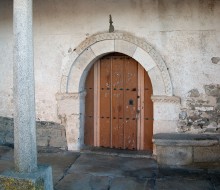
[121,157,157,179]
[145,178,156,190]
[123,168,157,179]
[38,151,80,184]
[69,153,157,178]
[90,175,110,190]
[156,178,214,190]
[55,173,91,190]
[157,167,208,179]
[210,174,220,190]
[68,154,126,177]
[55,173,110,190]
[69,162,123,177]
[110,177,146,190]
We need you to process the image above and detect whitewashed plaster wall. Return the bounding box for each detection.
[0,0,220,124]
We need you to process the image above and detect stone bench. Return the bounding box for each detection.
[153,133,220,166]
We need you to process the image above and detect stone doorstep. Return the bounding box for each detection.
[0,165,53,190]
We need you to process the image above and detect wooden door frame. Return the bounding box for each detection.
[94,60,100,146]
[137,64,145,150]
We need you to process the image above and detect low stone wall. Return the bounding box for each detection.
[153,133,220,166]
[0,117,67,149]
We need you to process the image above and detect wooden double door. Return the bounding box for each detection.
[84,53,153,151]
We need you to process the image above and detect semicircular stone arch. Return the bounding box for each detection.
[57,32,181,151]
[60,32,173,96]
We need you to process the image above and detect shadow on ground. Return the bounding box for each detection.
[0,146,219,190]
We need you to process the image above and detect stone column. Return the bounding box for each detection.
[0,1,53,189]
[13,0,37,172]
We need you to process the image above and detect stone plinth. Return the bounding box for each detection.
[0,165,53,190]
[56,92,86,151]
[156,146,193,166]
[153,133,220,166]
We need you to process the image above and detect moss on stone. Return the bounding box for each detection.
[0,177,44,190]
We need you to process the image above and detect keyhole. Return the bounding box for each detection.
[129,99,133,105]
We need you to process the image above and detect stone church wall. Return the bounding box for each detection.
[0,0,220,147]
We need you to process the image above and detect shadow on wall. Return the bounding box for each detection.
[0,116,67,149]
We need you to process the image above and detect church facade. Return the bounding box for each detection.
[0,0,220,165]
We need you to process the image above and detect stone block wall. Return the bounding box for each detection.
[178,84,220,134]
[0,117,67,149]
[153,133,220,166]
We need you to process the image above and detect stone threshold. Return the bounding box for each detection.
[80,147,153,159]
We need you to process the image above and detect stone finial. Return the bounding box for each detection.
[109,14,114,33]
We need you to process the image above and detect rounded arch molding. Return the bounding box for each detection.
[60,32,173,96]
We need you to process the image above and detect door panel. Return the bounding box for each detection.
[100,58,111,147]
[144,71,153,150]
[124,119,137,150]
[112,118,124,149]
[84,65,94,146]
[111,57,124,148]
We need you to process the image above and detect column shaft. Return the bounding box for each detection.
[13,0,37,172]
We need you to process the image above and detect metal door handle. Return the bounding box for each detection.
[136,110,140,118]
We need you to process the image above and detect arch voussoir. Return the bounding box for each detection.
[60,32,173,96]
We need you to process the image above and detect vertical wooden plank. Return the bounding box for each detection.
[139,64,145,150]
[137,64,141,150]
[84,64,94,146]
[124,58,138,150]
[144,70,153,150]
[111,56,124,149]
[94,60,100,146]
[110,57,113,148]
[99,57,111,147]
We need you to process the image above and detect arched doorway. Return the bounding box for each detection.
[57,32,180,151]
[84,53,153,151]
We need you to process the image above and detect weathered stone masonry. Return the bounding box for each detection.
[178,84,220,134]
[0,116,67,149]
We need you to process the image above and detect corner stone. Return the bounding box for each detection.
[0,165,53,190]
[156,146,193,166]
